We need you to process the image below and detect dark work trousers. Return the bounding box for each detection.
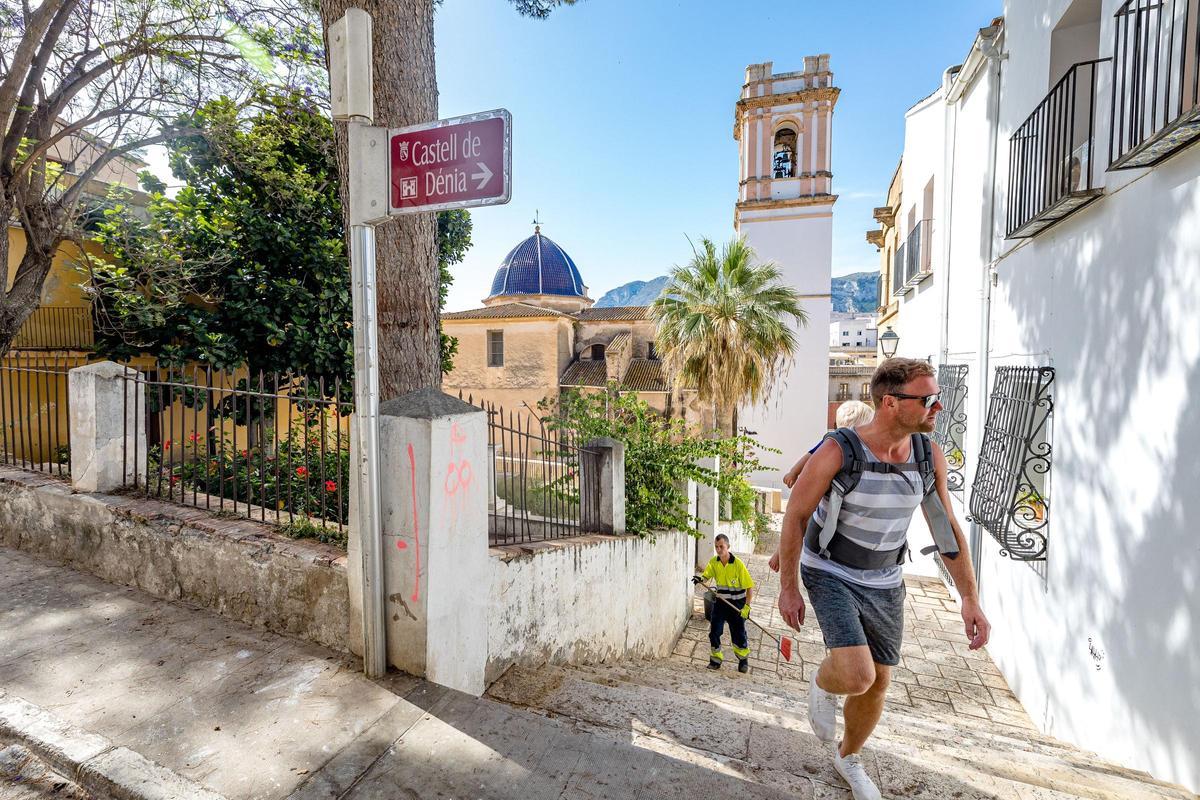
[708,597,749,657]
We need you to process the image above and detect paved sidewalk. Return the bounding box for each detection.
[0,546,843,800]
[681,552,1031,726]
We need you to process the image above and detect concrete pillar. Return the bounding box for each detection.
[346,388,489,696]
[68,361,145,493]
[585,437,625,534]
[695,456,719,568]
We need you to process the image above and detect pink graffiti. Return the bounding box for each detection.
[407,442,421,602]
[443,422,474,525]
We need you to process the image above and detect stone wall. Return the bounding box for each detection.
[486,531,695,684]
[0,468,349,651]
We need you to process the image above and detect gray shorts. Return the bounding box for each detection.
[801,565,906,666]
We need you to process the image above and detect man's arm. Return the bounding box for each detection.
[777,440,843,629]
[925,442,991,650]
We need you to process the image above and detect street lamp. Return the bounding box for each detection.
[879,327,900,359]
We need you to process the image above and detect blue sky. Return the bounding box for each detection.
[434,0,1001,311]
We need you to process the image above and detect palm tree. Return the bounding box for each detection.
[652,237,807,437]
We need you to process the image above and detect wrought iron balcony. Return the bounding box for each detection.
[891,243,906,297]
[10,306,94,351]
[904,219,933,286]
[835,389,853,402]
[1110,0,1200,169]
[1007,59,1110,239]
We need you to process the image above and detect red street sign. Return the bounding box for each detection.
[389,109,511,215]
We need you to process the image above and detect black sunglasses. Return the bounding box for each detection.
[888,392,941,409]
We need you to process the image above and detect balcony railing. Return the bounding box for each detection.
[891,243,906,296]
[835,389,853,402]
[10,306,95,351]
[904,219,933,285]
[1007,59,1110,239]
[1110,0,1200,168]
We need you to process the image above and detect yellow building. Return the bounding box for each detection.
[868,160,903,336]
[5,138,149,352]
[443,227,708,428]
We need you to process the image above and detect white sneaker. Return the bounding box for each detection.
[833,747,882,800]
[807,674,837,742]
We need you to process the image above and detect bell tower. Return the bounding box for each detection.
[735,56,838,490]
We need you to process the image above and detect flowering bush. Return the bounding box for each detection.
[150,427,350,532]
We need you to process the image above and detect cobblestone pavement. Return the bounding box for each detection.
[677,552,1034,730]
[488,547,1198,800]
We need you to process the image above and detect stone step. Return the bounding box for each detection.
[488,664,1195,800]
[566,657,1195,797]
[565,658,1107,767]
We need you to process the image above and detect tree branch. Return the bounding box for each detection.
[0,0,68,124]
[58,127,183,210]
[1,0,80,170]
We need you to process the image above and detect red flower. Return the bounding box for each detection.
[163,440,171,449]
[169,476,179,485]
[295,466,308,478]
[188,432,201,443]
[325,480,337,492]
[240,449,249,458]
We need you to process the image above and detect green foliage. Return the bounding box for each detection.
[85,90,472,383]
[539,387,774,537]
[150,424,350,546]
[652,236,807,433]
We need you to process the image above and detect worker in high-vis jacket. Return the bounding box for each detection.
[692,533,755,673]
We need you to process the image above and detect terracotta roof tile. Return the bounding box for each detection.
[621,358,667,392]
[574,306,652,322]
[560,360,608,387]
[443,303,569,321]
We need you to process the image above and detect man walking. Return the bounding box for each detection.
[776,358,991,800]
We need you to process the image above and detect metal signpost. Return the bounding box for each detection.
[328,9,511,677]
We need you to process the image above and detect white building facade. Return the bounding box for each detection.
[735,57,837,489]
[871,5,1200,792]
[828,315,878,350]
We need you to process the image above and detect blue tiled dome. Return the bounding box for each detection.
[488,229,586,298]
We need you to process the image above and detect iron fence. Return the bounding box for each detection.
[1007,59,1109,239]
[461,394,602,546]
[10,306,94,350]
[968,366,1054,562]
[1110,0,1200,169]
[121,367,351,538]
[932,364,969,497]
[0,353,82,477]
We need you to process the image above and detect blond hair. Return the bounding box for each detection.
[835,400,875,429]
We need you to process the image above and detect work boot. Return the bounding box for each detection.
[737,658,749,673]
[707,657,721,670]
[833,745,882,800]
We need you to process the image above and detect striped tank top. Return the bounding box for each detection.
[801,431,924,589]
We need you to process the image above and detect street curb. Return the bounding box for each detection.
[0,689,227,800]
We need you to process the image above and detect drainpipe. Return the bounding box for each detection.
[938,65,961,366]
[942,19,1004,584]
[974,24,1006,586]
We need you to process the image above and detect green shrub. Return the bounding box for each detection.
[539,386,774,538]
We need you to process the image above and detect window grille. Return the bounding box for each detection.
[487,330,504,367]
[969,366,1054,562]
[932,364,969,497]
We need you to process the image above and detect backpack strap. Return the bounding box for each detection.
[913,433,962,560]
[816,429,865,558]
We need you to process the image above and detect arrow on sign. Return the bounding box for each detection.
[471,161,493,190]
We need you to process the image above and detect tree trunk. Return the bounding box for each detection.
[0,214,56,357]
[318,0,440,401]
